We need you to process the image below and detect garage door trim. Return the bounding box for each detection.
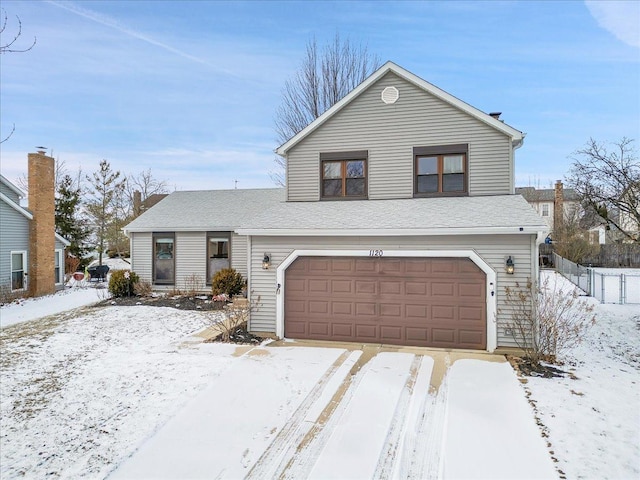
[276,249,497,352]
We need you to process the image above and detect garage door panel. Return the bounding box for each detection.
[309,323,330,336]
[308,259,330,272]
[332,302,353,315]
[332,323,354,337]
[406,327,429,341]
[286,321,308,335]
[287,300,306,314]
[431,260,456,274]
[380,326,402,340]
[309,301,328,314]
[355,302,376,316]
[459,283,484,298]
[355,280,376,294]
[432,329,456,344]
[331,258,353,271]
[379,304,402,317]
[380,281,401,295]
[432,282,455,296]
[432,305,455,320]
[355,259,376,272]
[406,304,428,318]
[459,330,484,346]
[284,256,486,349]
[459,306,484,322]
[356,324,377,339]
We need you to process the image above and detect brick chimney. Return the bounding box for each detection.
[133,190,142,217]
[28,150,56,297]
[554,180,564,232]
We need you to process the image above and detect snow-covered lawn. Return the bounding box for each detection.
[0,270,638,479]
[525,273,640,479]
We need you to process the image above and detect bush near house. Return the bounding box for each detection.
[503,276,596,367]
[211,268,245,299]
[108,270,140,297]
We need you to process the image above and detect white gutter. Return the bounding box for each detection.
[236,226,547,237]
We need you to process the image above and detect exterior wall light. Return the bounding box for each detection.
[262,253,271,270]
[506,256,515,275]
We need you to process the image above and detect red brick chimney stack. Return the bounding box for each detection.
[28,150,56,297]
[554,180,564,232]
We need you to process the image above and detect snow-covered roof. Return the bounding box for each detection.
[124,188,285,233]
[276,61,524,156]
[237,194,548,236]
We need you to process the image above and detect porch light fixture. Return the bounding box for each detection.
[505,256,515,275]
[262,253,271,270]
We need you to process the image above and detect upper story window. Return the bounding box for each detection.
[541,204,550,217]
[320,151,367,200]
[414,144,468,197]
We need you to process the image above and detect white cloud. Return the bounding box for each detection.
[586,0,640,48]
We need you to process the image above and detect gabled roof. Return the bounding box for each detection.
[0,174,26,198]
[124,188,285,233]
[0,190,71,246]
[276,61,524,156]
[515,186,581,202]
[237,194,547,237]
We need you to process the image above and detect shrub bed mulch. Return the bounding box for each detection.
[205,327,264,344]
[100,295,226,311]
[507,355,569,378]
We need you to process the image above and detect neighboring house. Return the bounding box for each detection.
[132,191,169,217]
[515,181,581,232]
[618,181,640,243]
[0,152,70,297]
[125,61,548,352]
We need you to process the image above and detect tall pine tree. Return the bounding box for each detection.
[55,174,89,265]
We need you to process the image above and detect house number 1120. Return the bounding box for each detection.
[369,249,384,257]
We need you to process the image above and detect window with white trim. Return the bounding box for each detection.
[55,249,64,285]
[11,251,27,291]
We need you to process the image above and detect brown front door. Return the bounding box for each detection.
[284,256,486,349]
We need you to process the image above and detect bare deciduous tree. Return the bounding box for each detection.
[272,34,380,185]
[125,168,169,216]
[1,8,36,144]
[567,138,639,243]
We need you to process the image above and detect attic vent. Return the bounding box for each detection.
[381,86,399,104]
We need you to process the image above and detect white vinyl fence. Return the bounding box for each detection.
[553,253,640,305]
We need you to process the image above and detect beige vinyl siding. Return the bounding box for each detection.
[175,232,207,290]
[248,234,535,348]
[130,232,152,283]
[231,233,248,279]
[286,72,512,201]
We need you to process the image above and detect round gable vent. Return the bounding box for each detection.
[381,86,399,104]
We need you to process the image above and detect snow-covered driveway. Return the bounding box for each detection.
[1,301,556,479]
[112,346,555,479]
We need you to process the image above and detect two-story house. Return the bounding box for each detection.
[516,181,581,233]
[125,62,548,352]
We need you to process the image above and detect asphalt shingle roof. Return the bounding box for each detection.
[241,194,546,233]
[515,186,581,202]
[125,189,547,235]
[124,188,285,232]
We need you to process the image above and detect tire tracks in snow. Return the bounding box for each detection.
[244,349,362,480]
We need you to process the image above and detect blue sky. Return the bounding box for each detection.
[1,0,638,192]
